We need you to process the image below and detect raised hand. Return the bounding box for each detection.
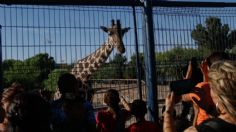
[165,92,175,114]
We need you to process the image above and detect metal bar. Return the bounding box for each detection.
[143,0,158,122]
[132,6,142,100]
[0,25,3,92]
[1,0,236,7]
[0,0,143,6]
[155,1,236,7]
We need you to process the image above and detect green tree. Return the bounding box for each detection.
[92,63,113,79]
[43,69,69,92]
[24,53,56,82]
[92,54,127,79]
[3,53,56,90]
[191,17,236,52]
[126,53,145,79]
[155,47,205,80]
[110,54,127,79]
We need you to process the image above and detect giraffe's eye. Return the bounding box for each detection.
[108,31,113,35]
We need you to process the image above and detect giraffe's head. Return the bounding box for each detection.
[100,19,130,54]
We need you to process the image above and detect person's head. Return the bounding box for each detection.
[208,60,236,119]
[190,57,198,68]
[57,73,77,94]
[1,82,24,112]
[104,89,120,108]
[7,92,51,132]
[131,99,147,119]
[87,89,95,102]
[206,52,229,67]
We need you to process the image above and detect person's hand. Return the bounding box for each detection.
[188,60,193,70]
[200,59,208,75]
[191,88,215,115]
[185,61,193,79]
[190,88,206,109]
[120,96,131,111]
[165,92,175,114]
[200,59,209,82]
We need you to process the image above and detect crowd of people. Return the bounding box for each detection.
[0,51,235,132]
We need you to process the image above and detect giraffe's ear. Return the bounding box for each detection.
[122,27,130,34]
[100,26,108,33]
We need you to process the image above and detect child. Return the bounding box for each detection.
[96,89,130,132]
[127,99,161,132]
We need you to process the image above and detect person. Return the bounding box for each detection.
[0,82,24,132]
[126,99,161,132]
[51,73,96,132]
[184,57,203,83]
[164,60,236,132]
[181,57,203,120]
[6,92,52,132]
[159,105,176,131]
[179,52,229,126]
[159,105,190,132]
[96,89,131,132]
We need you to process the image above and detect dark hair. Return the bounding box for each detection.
[207,52,229,66]
[191,57,198,68]
[57,73,77,94]
[2,82,24,104]
[131,99,147,118]
[190,57,203,83]
[104,89,120,108]
[7,93,52,132]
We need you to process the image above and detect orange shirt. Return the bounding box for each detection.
[182,82,214,125]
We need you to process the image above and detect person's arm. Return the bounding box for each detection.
[192,103,199,126]
[120,96,131,111]
[183,126,198,132]
[163,92,176,132]
[200,59,209,82]
[185,61,192,79]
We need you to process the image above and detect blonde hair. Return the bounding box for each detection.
[208,60,236,118]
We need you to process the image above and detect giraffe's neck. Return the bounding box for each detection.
[71,37,115,82]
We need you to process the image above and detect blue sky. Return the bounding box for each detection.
[0,1,236,63]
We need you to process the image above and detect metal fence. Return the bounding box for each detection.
[1,1,236,119]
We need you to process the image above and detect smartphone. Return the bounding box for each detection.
[169,79,197,96]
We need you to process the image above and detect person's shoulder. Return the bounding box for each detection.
[96,110,111,118]
[83,100,94,109]
[197,118,236,132]
[96,110,112,123]
[143,121,159,129]
[51,98,63,108]
[127,123,137,130]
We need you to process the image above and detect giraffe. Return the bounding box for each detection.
[71,19,130,83]
[53,20,130,100]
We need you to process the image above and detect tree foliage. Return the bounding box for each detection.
[3,53,55,90]
[126,53,145,79]
[191,17,236,52]
[92,54,127,79]
[155,47,205,80]
[43,69,69,92]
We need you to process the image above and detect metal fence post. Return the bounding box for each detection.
[142,0,158,121]
[132,6,142,100]
[0,25,3,92]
